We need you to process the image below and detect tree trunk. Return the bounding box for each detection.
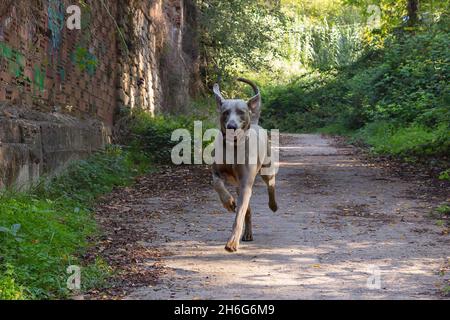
[407,0,419,26]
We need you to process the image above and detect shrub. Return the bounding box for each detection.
[353,122,449,157]
[0,266,26,300]
[130,110,215,164]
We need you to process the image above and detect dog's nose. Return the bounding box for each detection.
[226,122,238,130]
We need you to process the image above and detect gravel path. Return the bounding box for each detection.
[124,134,449,300]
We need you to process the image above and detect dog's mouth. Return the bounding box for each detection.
[223,129,246,142]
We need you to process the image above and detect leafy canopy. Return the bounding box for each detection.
[196,0,286,83]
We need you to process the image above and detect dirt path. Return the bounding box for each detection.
[95,134,449,299]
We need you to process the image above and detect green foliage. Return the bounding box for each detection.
[317,122,353,135]
[439,169,450,181]
[284,0,360,22]
[36,145,146,203]
[0,194,95,299]
[443,284,450,297]
[261,70,352,131]
[261,14,449,158]
[0,265,26,300]
[436,204,450,216]
[281,0,366,72]
[0,146,146,299]
[130,109,215,164]
[80,258,112,292]
[344,0,450,40]
[197,0,286,83]
[196,0,385,87]
[352,122,449,156]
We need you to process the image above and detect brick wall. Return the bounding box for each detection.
[0,0,118,125]
[0,0,200,189]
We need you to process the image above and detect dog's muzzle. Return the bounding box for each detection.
[226,121,238,130]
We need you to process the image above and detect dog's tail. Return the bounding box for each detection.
[237,78,261,124]
[237,78,259,97]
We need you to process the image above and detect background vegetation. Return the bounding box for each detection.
[262,1,449,161]
[0,147,147,299]
[198,0,449,161]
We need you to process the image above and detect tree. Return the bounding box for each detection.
[407,0,419,26]
[196,0,286,85]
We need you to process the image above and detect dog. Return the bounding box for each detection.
[212,78,278,252]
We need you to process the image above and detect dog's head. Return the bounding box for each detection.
[213,78,261,135]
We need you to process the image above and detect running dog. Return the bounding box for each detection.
[212,78,278,252]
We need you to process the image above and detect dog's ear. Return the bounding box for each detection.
[247,92,261,114]
[213,83,225,111]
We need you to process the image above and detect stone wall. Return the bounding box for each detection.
[0,106,109,189]
[0,0,200,189]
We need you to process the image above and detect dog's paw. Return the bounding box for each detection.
[225,242,238,252]
[241,231,253,242]
[225,237,239,252]
[269,201,278,212]
[222,196,236,212]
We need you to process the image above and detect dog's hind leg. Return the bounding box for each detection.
[236,187,253,242]
[242,206,253,241]
[261,174,278,212]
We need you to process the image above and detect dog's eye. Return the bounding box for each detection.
[222,110,230,116]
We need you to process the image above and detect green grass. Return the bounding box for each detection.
[351,122,449,157]
[317,120,450,163]
[443,285,450,297]
[0,145,149,299]
[436,204,450,217]
[439,169,450,181]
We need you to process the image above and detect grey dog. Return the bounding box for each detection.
[212,78,278,252]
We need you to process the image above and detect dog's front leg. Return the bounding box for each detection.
[212,170,236,212]
[225,170,256,252]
